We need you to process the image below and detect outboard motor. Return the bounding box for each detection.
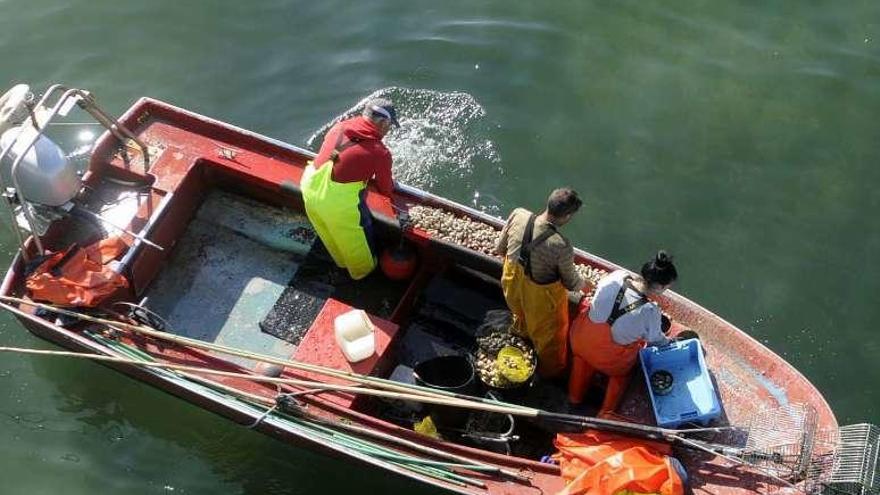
[0,124,81,207]
[0,84,82,208]
[0,83,158,257]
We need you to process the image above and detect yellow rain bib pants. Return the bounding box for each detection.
[301,161,376,280]
[501,213,570,378]
[501,258,569,378]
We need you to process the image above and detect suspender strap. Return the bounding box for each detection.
[330,129,363,163]
[606,277,649,326]
[517,214,558,281]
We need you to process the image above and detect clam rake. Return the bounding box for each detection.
[807,423,880,495]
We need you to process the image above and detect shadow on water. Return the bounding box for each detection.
[24,349,442,495]
[306,87,510,217]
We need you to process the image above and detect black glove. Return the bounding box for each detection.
[396,209,412,231]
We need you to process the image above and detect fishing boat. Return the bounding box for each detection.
[0,83,876,495]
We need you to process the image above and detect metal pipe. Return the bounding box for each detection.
[0,129,31,261]
[2,85,152,259]
[0,84,153,260]
[71,205,163,251]
[77,93,151,172]
[8,184,43,254]
[46,122,104,126]
[116,192,173,273]
[0,85,70,258]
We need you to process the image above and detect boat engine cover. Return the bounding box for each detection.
[0,125,81,206]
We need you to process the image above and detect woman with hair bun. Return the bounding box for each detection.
[568,250,678,417]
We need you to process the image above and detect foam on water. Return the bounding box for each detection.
[307,87,503,207]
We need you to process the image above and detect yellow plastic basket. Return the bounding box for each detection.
[496,345,532,384]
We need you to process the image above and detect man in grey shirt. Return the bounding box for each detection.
[495,188,586,378]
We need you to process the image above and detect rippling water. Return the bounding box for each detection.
[2,0,879,493]
[308,87,504,210]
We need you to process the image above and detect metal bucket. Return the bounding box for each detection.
[462,392,517,454]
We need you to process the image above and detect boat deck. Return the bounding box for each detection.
[138,188,584,459]
[142,188,412,366]
[144,190,311,367]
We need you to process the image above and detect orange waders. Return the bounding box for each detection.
[568,292,645,415]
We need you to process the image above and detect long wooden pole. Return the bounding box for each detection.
[103,349,531,483]
[81,341,496,488]
[154,360,530,482]
[0,297,729,442]
[0,296,532,411]
[0,298,815,485]
[0,345,529,416]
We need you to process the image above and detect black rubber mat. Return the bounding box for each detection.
[258,241,336,345]
[258,281,333,346]
[259,240,409,345]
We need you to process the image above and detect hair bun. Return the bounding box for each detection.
[641,250,678,286]
[655,250,673,267]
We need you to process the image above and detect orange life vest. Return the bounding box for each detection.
[26,236,129,307]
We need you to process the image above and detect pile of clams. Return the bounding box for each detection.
[474,332,536,389]
[408,204,609,292]
[409,205,500,256]
[574,263,607,286]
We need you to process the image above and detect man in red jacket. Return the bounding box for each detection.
[301,99,399,279]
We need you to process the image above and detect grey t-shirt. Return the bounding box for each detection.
[495,208,585,291]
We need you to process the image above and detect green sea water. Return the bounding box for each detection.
[1,1,879,493]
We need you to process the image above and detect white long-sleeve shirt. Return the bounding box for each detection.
[588,270,668,346]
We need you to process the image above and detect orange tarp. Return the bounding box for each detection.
[553,430,685,495]
[26,237,129,307]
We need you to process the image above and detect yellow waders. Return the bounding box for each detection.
[501,257,570,378]
[301,161,376,280]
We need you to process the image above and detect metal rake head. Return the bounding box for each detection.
[739,403,819,480]
[805,423,880,495]
[684,404,877,495]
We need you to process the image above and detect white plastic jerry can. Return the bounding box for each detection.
[334,309,376,363]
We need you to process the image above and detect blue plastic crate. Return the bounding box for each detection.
[639,338,721,428]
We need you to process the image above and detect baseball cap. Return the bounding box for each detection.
[365,98,400,127]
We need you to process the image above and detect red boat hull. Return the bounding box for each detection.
[0,95,836,495]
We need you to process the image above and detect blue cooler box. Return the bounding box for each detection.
[639,338,721,428]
